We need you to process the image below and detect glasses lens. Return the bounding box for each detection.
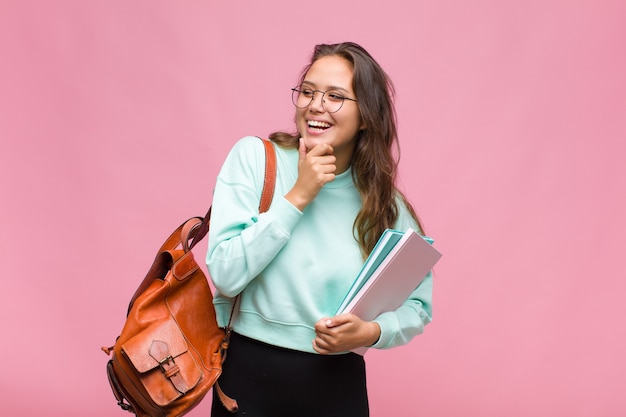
[292,87,312,109]
[322,91,344,113]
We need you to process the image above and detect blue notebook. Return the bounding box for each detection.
[335,228,435,315]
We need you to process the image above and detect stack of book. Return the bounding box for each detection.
[335,227,442,354]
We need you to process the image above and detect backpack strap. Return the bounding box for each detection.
[258,138,277,214]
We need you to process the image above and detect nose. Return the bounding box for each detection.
[308,91,326,113]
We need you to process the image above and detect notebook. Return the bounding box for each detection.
[336,227,442,354]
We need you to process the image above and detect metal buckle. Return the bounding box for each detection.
[158,355,175,371]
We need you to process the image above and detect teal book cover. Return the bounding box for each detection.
[335,229,434,315]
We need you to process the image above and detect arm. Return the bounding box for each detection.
[207,137,338,297]
[313,195,434,353]
[206,137,301,297]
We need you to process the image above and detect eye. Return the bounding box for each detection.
[300,88,315,98]
[326,92,345,102]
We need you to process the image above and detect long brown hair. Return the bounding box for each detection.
[270,42,423,258]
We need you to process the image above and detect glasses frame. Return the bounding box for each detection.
[291,86,358,114]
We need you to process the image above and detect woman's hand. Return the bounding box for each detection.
[312,313,381,354]
[285,138,336,211]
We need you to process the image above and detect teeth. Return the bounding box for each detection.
[308,120,331,129]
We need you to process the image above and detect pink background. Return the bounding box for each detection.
[2,1,625,416]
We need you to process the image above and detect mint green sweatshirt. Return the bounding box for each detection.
[206,136,433,354]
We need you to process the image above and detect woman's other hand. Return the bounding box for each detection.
[312,313,381,354]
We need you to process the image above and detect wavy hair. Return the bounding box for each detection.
[270,42,423,258]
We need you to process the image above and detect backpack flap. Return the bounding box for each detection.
[121,319,202,406]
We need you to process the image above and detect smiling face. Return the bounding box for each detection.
[296,55,365,173]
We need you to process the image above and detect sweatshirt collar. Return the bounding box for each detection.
[324,166,354,189]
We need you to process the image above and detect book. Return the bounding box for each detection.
[335,229,406,314]
[335,227,442,354]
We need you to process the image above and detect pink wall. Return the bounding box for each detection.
[2,1,625,416]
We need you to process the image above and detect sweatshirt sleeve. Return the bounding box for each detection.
[371,271,433,349]
[370,195,434,349]
[206,137,302,297]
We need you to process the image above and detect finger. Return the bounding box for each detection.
[304,159,336,175]
[313,339,329,354]
[327,314,351,327]
[314,318,333,333]
[307,143,334,157]
[298,138,307,161]
[313,336,334,354]
[323,318,344,329]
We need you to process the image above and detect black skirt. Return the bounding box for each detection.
[211,332,369,417]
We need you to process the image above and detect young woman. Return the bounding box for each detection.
[206,42,433,417]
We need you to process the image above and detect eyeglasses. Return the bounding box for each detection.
[291,85,358,113]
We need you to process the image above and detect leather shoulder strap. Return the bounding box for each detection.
[190,137,276,249]
[259,137,276,213]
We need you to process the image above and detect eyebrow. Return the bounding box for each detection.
[301,81,350,93]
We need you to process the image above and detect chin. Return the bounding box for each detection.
[302,134,331,150]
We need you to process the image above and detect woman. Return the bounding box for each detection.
[207,42,433,417]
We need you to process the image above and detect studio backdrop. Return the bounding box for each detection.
[1,1,625,416]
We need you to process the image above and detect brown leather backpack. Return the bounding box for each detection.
[102,138,276,416]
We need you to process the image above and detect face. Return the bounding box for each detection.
[296,55,365,172]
